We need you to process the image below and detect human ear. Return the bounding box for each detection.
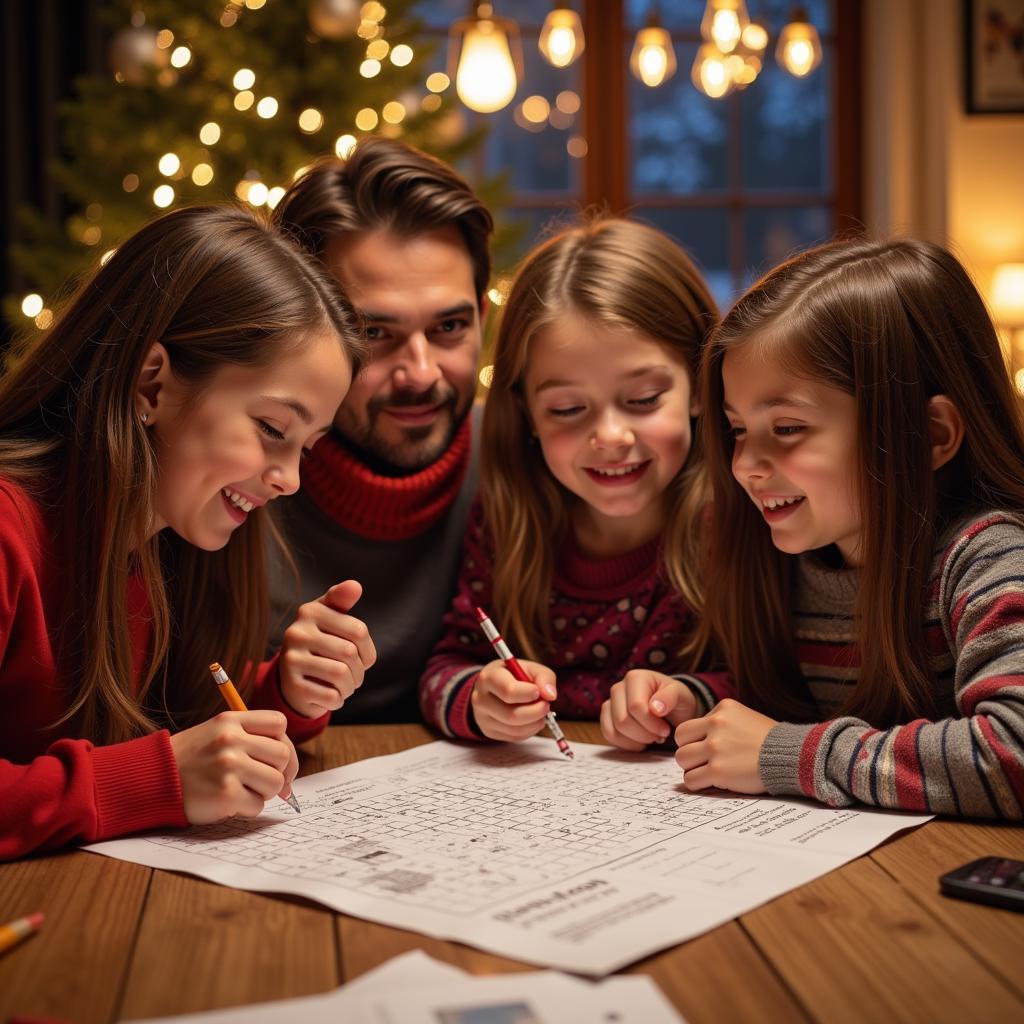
[135,341,174,425]
[927,395,965,471]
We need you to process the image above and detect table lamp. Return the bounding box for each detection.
[991,263,1024,389]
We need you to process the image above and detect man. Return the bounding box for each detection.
[270,137,493,722]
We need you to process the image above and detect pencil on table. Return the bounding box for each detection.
[0,912,43,956]
[208,662,302,813]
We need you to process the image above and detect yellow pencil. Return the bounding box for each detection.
[0,912,43,955]
[208,662,301,814]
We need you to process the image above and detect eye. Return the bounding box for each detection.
[363,325,388,342]
[256,419,285,442]
[549,405,585,418]
[774,425,805,436]
[434,318,469,337]
[628,392,664,408]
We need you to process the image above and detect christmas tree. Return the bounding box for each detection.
[8,0,508,331]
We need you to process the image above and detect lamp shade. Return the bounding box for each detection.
[992,263,1024,327]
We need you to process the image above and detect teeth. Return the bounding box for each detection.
[762,496,803,510]
[592,464,641,477]
[222,487,254,513]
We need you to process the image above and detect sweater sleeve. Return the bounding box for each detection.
[250,655,330,745]
[672,671,737,715]
[419,500,492,741]
[0,732,188,861]
[759,517,1024,819]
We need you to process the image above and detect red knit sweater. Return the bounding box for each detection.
[0,479,328,861]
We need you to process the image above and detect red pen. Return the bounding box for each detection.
[475,607,574,760]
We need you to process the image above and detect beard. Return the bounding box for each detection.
[335,383,472,476]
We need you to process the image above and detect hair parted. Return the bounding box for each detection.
[0,203,365,745]
[271,136,494,302]
[699,236,1024,725]
[483,216,719,662]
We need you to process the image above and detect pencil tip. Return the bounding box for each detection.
[285,793,302,813]
[473,606,487,623]
[209,662,221,673]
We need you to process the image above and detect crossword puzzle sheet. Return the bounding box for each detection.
[86,740,931,974]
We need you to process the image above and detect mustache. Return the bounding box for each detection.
[369,385,457,412]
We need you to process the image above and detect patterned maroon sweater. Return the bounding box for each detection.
[420,499,731,739]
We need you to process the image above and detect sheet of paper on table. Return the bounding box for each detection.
[88,739,931,975]
[125,949,684,1023]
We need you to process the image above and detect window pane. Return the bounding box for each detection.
[631,205,734,310]
[630,42,728,196]
[743,205,831,286]
[740,47,831,191]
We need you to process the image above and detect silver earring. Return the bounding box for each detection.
[141,412,149,424]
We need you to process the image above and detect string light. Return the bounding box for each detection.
[247,182,269,206]
[366,39,389,59]
[256,96,278,118]
[153,184,174,208]
[538,5,585,68]
[478,364,494,388]
[630,18,677,87]
[21,294,43,318]
[426,72,450,92]
[390,44,413,66]
[244,0,267,9]
[170,46,191,68]
[122,173,139,193]
[233,68,255,90]
[776,7,823,77]
[360,59,382,77]
[566,135,587,158]
[450,3,522,114]
[701,0,750,55]
[521,95,549,124]
[556,90,581,114]
[355,107,379,130]
[421,94,442,111]
[156,29,174,48]
[192,163,215,185]
[361,2,386,20]
[234,90,255,110]
[298,108,324,133]
[199,121,221,145]
[335,134,357,158]
[267,186,286,208]
[158,152,180,176]
[35,309,54,330]
[382,100,406,123]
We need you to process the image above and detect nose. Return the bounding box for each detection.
[590,409,635,451]
[732,434,770,480]
[392,332,442,392]
[263,452,301,497]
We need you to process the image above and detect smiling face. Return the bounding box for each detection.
[324,226,482,473]
[147,329,352,550]
[523,311,696,555]
[722,342,863,564]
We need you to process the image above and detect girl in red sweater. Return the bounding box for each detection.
[0,205,376,859]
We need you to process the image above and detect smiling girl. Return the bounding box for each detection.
[420,218,731,742]
[608,237,1024,818]
[0,205,376,859]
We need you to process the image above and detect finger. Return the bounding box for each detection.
[674,738,710,772]
[320,579,363,613]
[490,674,549,705]
[679,764,714,791]
[236,732,294,773]
[478,696,550,728]
[649,681,685,719]
[279,740,299,799]
[478,719,546,742]
[609,686,663,746]
[599,700,647,752]
[233,756,287,802]
[293,652,360,700]
[304,605,377,669]
[290,674,348,713]
[674,717,708,747]
[523,663,558,702]
[235,710,288,739]
[622,684,672,742]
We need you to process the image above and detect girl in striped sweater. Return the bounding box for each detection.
[602,238,1024,819]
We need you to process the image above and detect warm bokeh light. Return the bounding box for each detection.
[362,2,386,20]
[521,95,550,124]
[234,90,255,111]
[192,163,214,186]
[21,294,43,318]
[454,18,518,113]
[366,39,389,60]
[170,46,191,68]
[741,21,769,52]
[156,29,174,49]
[245,0,267,10]
[100,249,116,266]
[556,90,581,114]
[247,182,269,206]
[158,152,180,176]
[256,96,278,118]
[692,42,734,98]
[153,184,174,208]
[478,364,495,388]
[122,173,139,193]
[538,7,585,68]
[426,72,450,92]
[267,186,286,208]
[390,44,414,66]
[421,94,442,112]
[299,108,324,133]
[35,309,54,330]
[335,134,358,158]
[776,18,823,77]
[199,121,221,145]
[701,0,750,54]
[82,225,102,246]
[355,107,379,130]
[567,135,588,158]
[630,26,677,87]
[382,101,406,123]
[360,59,382,78]
[233,68,256,90]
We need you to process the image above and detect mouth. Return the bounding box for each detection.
[584,460,651,486]
[383,403,446,427]
[221,485,262,524]
[757,494,805,521]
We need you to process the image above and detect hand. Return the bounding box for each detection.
[170,711,299,824]
[600,670,698,751]
[673,698,777,794]
[279,580,377,717]
[470,659,557,742]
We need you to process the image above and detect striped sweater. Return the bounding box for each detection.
[758,512,1024,819]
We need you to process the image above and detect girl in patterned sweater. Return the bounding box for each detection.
[604,238,1024,819]
[421,218,731,742]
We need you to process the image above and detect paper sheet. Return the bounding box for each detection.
[88,739,930,975]
[127,950,684,1023]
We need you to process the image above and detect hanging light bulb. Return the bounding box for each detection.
[691,41,735,99]
[700,0,750,55]
[449,2,523,113]
[776,6,823,77]
[630,14,677,88]
[538,3,585,69]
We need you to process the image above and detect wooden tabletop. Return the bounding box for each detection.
[2,722,1023,1023]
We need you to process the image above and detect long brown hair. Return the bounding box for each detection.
[484,217,719,661]
[0,204,364,744]
[700,237,1024,724]
[272,136,494,303]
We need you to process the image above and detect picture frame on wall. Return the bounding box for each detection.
[965,0,1024,113]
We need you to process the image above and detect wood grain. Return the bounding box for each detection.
[0,852,150,1024]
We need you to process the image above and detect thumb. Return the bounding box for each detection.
[320,579,363,614]
[649,680,685,718]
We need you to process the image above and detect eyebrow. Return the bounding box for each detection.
[723,396,817,413]
[259,395,314,424]
[356,301,477,324]
[534,364,673,394]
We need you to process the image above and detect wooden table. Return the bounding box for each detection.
[2,722,1023,1023]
